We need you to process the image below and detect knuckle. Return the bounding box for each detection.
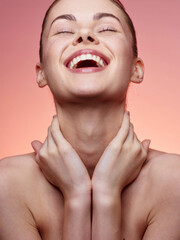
[39,148,47,160]
[47,148,57,157]
[109,140,122,152]
[132,142,141,154]
[141,147,147,159]
[61,143,71,155]
[123,142,131,152]
[51,127,57,136]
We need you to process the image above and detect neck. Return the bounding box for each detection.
[55,100,126,177]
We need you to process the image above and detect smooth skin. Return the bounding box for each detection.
[32,112,149,240]
[1,0,180,239]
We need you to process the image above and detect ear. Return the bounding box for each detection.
[35,63,48,88]
[130,57,145,84]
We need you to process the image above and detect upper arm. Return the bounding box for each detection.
[0,157,42,240]
[143,203,180,240]
[143,153,180,240]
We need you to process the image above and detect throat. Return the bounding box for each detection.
[55,101,126,174]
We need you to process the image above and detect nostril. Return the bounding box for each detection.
[88,36,94,42]
[77,37,83,43]
[75,35,95,44]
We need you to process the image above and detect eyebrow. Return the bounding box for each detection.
[50,14,76,26]
[93,12,122,26]
[50,12,123,28]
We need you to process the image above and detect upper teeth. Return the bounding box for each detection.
[69,54,105,69]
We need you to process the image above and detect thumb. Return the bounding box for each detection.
[141,139,151,152]
[31,140,43,154]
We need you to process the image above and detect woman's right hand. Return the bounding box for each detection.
[31,116,91,201]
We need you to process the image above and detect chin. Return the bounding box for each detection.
[70,85,107,100]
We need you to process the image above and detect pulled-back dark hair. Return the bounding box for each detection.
[39,0,138,63]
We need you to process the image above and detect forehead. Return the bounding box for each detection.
[45,0,129,33]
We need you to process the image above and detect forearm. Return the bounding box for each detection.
[92,191,121,240]
[62,194,91,240]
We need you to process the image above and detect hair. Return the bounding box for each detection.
[39,0,138,63]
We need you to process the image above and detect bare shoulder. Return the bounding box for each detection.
[143,149,180,231]
[0,152,49,212]
[0,153,43,239]
[0,153,64,238]
[145,148,180,187]
[0,151,64,205]
[140,148,180,198]
[126,148,180,193]
[0,152,40,192]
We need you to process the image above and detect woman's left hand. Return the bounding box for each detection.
[92,112,150,197]
[31,116,91,200]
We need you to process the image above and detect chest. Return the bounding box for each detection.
[37,195,148,239]
[33,178,150,239]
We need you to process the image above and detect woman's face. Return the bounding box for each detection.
[39,0,139,103]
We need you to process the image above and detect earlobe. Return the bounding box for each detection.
[130,58,145,84]
[35,63,47,88]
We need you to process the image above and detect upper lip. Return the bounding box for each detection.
[64,49,110,67]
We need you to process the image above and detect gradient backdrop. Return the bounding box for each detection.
[0,0,180,159]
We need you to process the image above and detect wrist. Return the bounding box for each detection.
[93,192,121,217]
[92,181,121,208]
[92,180,122,197]
[64,188,91,203]
[65,194,91,210]
[63,182,92,200]
[93,189,120,205]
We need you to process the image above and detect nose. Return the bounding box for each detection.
[72,29,99,46]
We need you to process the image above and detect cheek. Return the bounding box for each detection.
[108,39,133,94]
[114,37,133,59]
[43,36,71,66]
[42,38,73,98]
[111,37,134,76]
[101,33,133,63]
[43,39,61,65]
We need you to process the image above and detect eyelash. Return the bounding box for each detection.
[56,30,74,34]
[56,27,117,35]
[98,27,117,33]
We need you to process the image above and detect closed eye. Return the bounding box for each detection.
[99,27,117,33]
[56,30,74,34]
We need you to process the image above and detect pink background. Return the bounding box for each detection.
[0,0,180,159]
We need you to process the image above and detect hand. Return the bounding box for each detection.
[92,111,150,196]
[31,116,91,200]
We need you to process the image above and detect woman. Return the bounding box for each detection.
[0,0,180,239]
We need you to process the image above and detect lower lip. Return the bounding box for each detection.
[66,66,107,74]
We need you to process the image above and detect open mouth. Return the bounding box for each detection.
[67,54,106,69]
[64,50,110,72]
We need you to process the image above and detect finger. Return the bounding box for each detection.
[142,139,151,152]
[113,111,130,144]
[133,134,150,158]
[47,126,58,154]
[50,116,70,149]
[50,117,86,171]
[125,123,134,143]
[133,129,141,142]
[31,140,43,154]
[37,138,48,164]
